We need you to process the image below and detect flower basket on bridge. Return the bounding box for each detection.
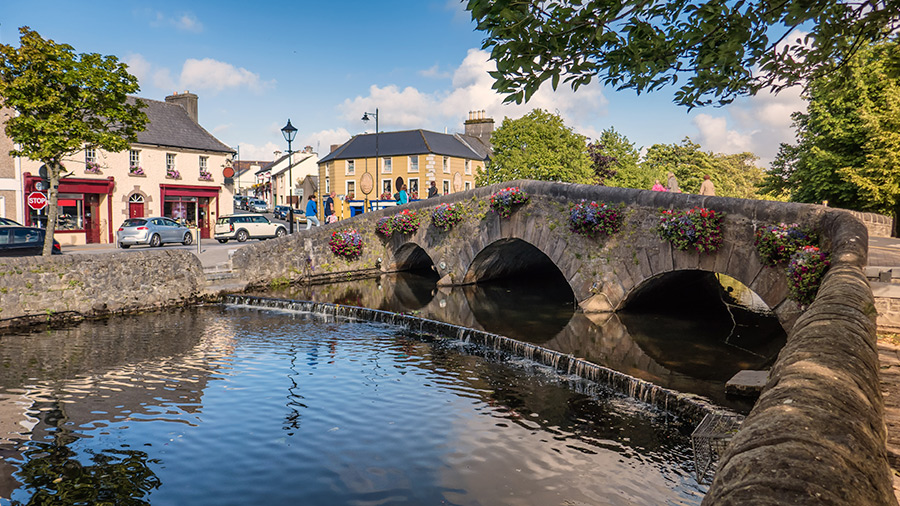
[569,200,624,237]
[375,216,393,237]
[754,223,817,266]
[656,207,723,253]
[431,203,463,232]
[489,187,529,219]
[787,245,830,305]
[329,229,364,260]
[376,210,421,238]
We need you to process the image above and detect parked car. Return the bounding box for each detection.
[0,225,62,256]
[214,214,287,243]
[248,199,268,213]
[273,205,293,220]
[234,195,250,210]
[116,217,193,248]
[0,217,22,226]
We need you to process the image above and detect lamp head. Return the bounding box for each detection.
[281,119,298,143]
[361,112,370,123]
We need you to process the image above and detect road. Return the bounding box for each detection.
[64,211,304,269]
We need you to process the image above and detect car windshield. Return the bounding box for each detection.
[122,219,147,227]
[216,217,231,225]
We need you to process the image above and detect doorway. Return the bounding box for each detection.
[129,194,145,219]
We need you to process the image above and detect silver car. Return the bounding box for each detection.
[248,199,268,213]
[116,217,193,248]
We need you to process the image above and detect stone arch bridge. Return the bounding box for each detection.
[235,180,843,332]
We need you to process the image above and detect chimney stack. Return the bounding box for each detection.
[464,109,495,146]
[165,91,199,123]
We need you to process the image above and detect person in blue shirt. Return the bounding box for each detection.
[305,194,320,230]
[397,184,409,205]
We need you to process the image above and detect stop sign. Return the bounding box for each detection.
[27,192,48,210]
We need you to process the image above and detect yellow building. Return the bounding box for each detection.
[315,116,493,218]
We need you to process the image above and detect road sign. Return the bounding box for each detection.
[27,192,48,210]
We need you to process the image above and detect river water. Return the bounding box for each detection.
[0,305,706,505]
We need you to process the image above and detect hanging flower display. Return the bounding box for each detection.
[329,229,364,260]
[431,203,464,231]
[375,209,421,237]
[569,200,624,237]
[375,216,393,237]
[489,187,529,218]
[787,245,830,305]
[755,222,817,266]
[656,207,724,253]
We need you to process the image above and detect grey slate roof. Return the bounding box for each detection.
[318,129,490,164]
[129,97,234,154]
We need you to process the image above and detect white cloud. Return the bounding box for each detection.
[238,141,283,161]
[304,128,353,155]
[419,64,451,79]
[693,86,806,167]
[175,14,203,33]
[145,10,204,33]
[337,49,607,138]
[180,58,272,94]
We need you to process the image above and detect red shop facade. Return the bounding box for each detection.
[23,173,116,244]
[159,184,221,239]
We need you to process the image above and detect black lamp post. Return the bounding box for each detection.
[362,109,378,210]
[281,119,298,233]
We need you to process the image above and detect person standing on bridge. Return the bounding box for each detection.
[666,172,681,193]
[651,180,666,192]
[397,184,409,205]
[699,175,716,196]
[324,191,337,224]
[305,194,320,230]
[427,181,438,198]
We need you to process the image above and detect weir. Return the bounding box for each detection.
[224,294,729,426]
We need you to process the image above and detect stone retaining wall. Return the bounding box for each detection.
[846,209,893,238]
[0,250,205,327]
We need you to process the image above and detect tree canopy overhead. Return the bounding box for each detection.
[0,26,147,255]
[466,0,900,108]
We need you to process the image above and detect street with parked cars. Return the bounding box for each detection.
[116,217,194,248]
[0,225,62,256]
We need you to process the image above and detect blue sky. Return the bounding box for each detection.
[2,0,805,167]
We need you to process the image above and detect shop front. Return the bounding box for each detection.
[23,173,115,244]
[159,184,220,239]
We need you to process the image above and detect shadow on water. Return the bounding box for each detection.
[258,268,785,413]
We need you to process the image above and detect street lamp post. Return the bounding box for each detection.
[281,119,298,233]
[361,109,378,212]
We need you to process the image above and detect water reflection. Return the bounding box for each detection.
[258,270,786,412]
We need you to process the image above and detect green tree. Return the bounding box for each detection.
[588,128,645,188]
[640,138,766,197]
[0,27,147,255]
[476,109,593,185]
[761,41,900,219]
[466,0,900,108]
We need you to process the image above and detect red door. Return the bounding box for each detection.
[199,199,210,238]
[129,202,144,218]
[85,194,101,244]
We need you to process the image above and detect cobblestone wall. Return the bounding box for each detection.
[0,250,204,324]
[846,209,893,238]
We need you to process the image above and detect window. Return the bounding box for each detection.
[381,179,392,198]
[442,180,450,195]
[129,150,140,168]
[465,160,471,175]
[56,193,84,231]
[346,181,356,199]
[325,178,330,193]
[166,153,176,171]
[346,160,355,175]
[199,156,208,173]
[442,156,450,174]
[408,155,419,173]
[381,157,392,174]
[408,178,419,199]
[465,181,471,191]
[85,148,96,164]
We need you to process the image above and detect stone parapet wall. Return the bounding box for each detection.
[845,209,893,238]
[0,250,204,326]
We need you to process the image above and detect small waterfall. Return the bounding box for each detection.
[223,295,727,426]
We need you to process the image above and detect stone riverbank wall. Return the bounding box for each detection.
[0,250,204,328]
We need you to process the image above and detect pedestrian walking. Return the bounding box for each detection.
[699,175,716,196]
[666,172,681,193]
[305,194,320,230]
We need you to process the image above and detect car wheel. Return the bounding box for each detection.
[119,243,130,249]
[183,232,193,246]
[217,239,228,243]
[149,234,161,247]
[276,227,286,238]
[236,230,249,242]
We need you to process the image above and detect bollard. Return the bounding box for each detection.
[196,227,201,256]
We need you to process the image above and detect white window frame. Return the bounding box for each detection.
[346,181,356,198]
[442,180,450,195]
[199,156,208,173]
[442,156,450,174]
[408,178,419,199]
[381,179,393,197]
[166,153,176,171]
[325,178,330,193]
[381,157,392,174]
[85,147,96,164]
[346,160,355,176]
[408,155,419,173]
[465,159,471,175]
[465,181,471,191]
[129,149,140,168]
